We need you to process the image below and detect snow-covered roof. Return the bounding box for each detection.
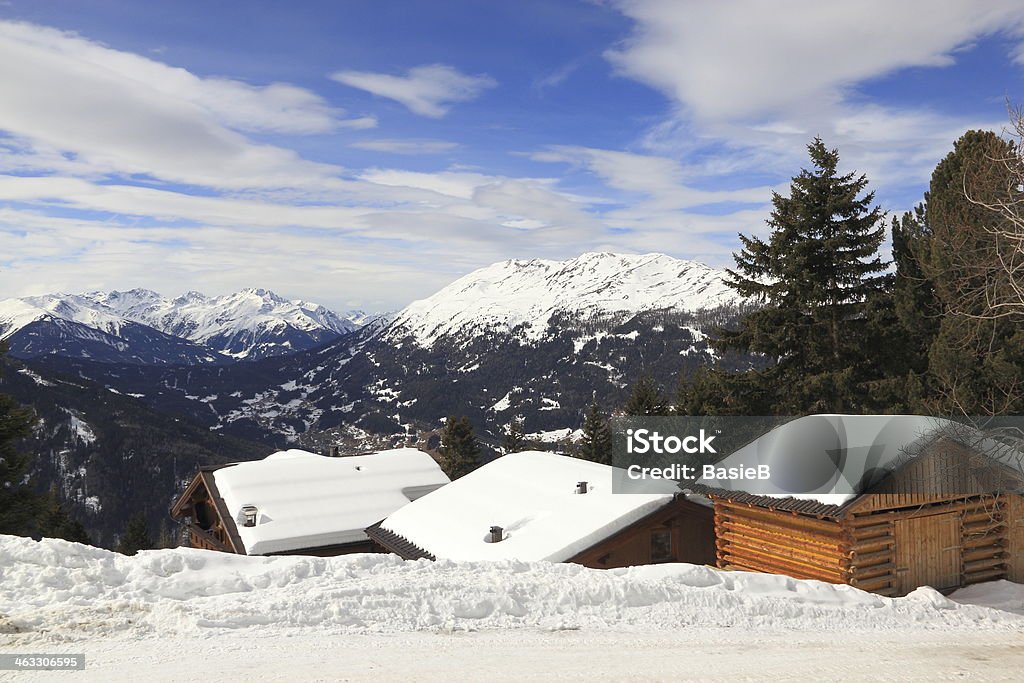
[379,451,678,562]
[213,448,450,555]
[694,414,964,508]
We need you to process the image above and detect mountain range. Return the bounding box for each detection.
[5,252,752,544]
[0,288,370,363]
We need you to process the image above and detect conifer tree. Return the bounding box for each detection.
[624,376,670,416]
[502,417,525,454]
[707,138,888,414]
[157,519,177,549]
[117,513,154,556]
[576,403,612,465]
[36,486,91,544]
[0,343,41,536]
[438,415,481,480]
[913,130,1024,415]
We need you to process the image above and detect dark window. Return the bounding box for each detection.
[651,529,673,562]
[194,501,215,530]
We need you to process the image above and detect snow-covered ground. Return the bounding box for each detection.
[2,535,1023,681]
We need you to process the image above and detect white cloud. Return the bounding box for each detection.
[351,139,460,154]
[331,64,496,117]
[605,1,1024,203]
[0,20,360,190]
[532,146,772,209]
[607,1,1024,122]
[533,60,582,92]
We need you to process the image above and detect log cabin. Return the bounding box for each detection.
[170,448,450,556]
[366,450,716,568]
[687,415,1024,596]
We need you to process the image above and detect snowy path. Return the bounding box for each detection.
[2,536,1023,681]
[4,630,1024,682]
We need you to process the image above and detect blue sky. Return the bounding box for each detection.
[2,1,1024,311]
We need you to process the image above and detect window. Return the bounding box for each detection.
[650,529,673,562]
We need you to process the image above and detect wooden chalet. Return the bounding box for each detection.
[688,415,1024,596]
[171,448,450,556]
[366,451,716,569]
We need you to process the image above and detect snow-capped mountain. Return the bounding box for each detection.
[0,294,224,365]
[0,288,365,363]
[35,252,752,454]
[15,252,755,538]
[87,288,364,360]
[386,252,740,347]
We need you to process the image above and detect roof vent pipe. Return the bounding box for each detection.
[576,481,588,494]
[241,505,258,527]
[489,525,504,543]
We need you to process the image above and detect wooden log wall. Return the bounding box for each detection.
[845,495,1007,596]
[1007,494,1024,583]
[716,494,1018,597]
[714,502,850,585]
[960,496,1008,587]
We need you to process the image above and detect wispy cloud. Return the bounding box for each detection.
[351,138,460,154]
[330,64,496,117]
[532,59,582,93]
[0,20,367,190]
[605,0,1024,203]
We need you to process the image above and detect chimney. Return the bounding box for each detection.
[575,481,588,494]
[241,505,258,527]
[328,445,342,458]
[489,525,504,543]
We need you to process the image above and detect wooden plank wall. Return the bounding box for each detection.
[572,499,715,569]
[893,513,960,594]
[845,495,1007,596]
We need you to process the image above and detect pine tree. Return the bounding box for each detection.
[914,131,1024,415]
[705,138,888,414]
[576,403,612,465]
[890,205,940,364]
[157,519,177,549]
[36,486,91,544]
[0,343,42,536]
[438,415,481,480]
[117,514,154,556]
[502,417,525,454]
[624,376,670,416]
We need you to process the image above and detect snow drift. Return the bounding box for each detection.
[2,535,1022,645]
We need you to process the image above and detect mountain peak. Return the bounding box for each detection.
[386,251,740,347]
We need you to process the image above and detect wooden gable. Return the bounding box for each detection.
[843,438,1024,515]
[170,467,244,554]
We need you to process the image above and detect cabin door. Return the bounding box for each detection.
[894,512,961,595]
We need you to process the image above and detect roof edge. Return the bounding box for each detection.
[687,484,845,519]
[365,520,436,561]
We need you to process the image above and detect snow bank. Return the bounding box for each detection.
[1,536,1021,645]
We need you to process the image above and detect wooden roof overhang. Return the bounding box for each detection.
[687,484,845,520]
[364,520,436,560]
